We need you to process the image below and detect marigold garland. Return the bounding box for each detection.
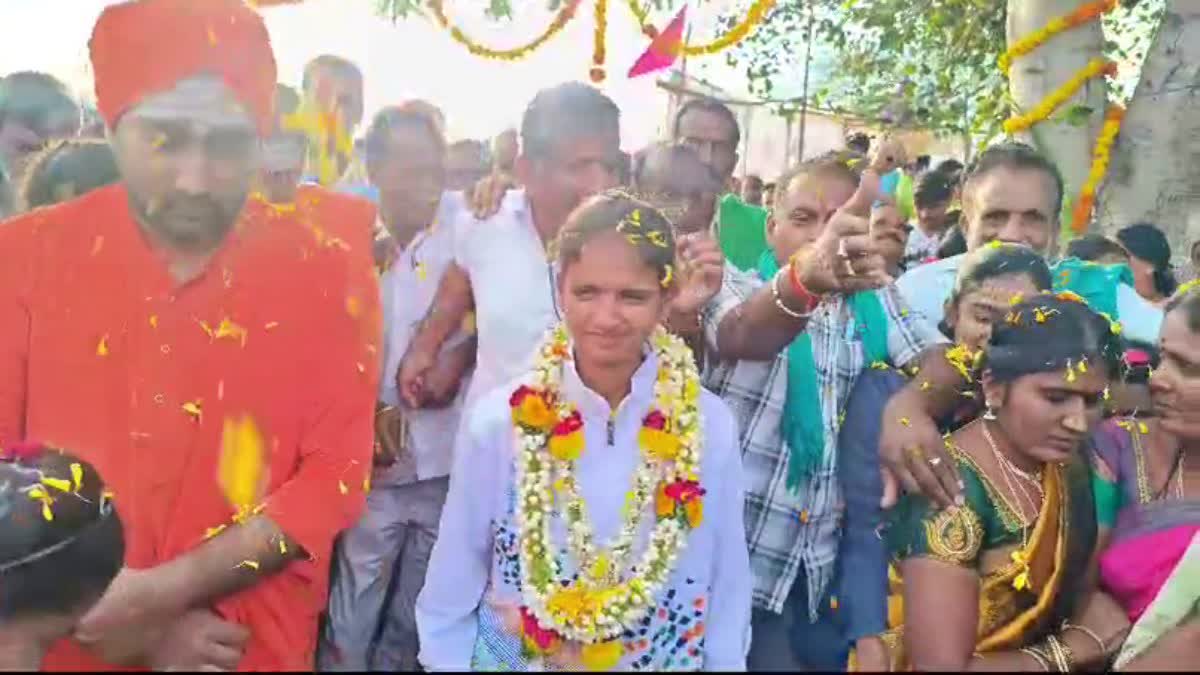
[626,0,776,56]
[1070,105,1125,233]
[512,324,704,661]
[999,0,1118,74]
[591,0,608,83]
[1002,58,1117,135]
[427,0,581,61]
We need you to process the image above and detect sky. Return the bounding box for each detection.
[0,0,765,149]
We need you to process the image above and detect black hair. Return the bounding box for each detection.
[964,142,1065,221]
[301,55,363,91]
[913,170,955,209]
[773,150,861,210]
[0,442,124,620]
[940,243,1053,337]
[364,104,447,161]
[1064,234,1128,263]
[557,189,676,288]
[1117,223,1177,298]
[983,294,1123,383]
[934,158,964,176]
[672,97,740,148]
[19,139,120,210]
[846,132,871,155]
[1165,281,1200,334]
[1119,341,1159,385]
[521,82,620,162]
[937,224,968,259]
[914,155,931,171]
[0,72,79,133]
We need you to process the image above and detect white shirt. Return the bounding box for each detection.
[896,252,1164,345]
[378,191,470,482]
[416,352,753,671]
[453,190,560,410]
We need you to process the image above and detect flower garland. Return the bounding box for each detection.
[1002,58,1117,135]
[511,324,703,667]
[1071,104,1125,233]
[1000,0,1126,235]
[591,0,608,83]
[626,0,776,56]
[999,0,1118,74]
[427,0,581,61]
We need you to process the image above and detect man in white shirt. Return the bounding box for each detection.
[883,142,1165,508]
[397,82,623,412]
[896,142,1162,345]
[319,104,474,671]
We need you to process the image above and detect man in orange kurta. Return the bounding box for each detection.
[0,0,379,670]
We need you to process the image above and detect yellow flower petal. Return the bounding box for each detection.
[70,463,83,491]
[41,477,72,493]
[278,538,288,555]
[149,315,158,329]
[182,400,203,421]
[41,502,54,521]
[96,334,109,356]
[236,559,260,571]
[580,640,624,671]
[338,480,349,495]
[204,524,227,540]
[218,415,265,513]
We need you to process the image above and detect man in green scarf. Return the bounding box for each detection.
[686,146,947,670]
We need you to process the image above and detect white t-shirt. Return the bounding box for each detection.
[453,190,561,410]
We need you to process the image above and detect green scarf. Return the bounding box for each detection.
[1051,257,1134,321]
[757,250,890,491]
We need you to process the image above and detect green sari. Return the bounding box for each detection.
[855,446,1097,670]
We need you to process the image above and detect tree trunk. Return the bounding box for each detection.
[1006,0,1108,233]
[1099,1,1200,262]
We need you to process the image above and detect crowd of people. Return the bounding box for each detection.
[0,0,1198,671]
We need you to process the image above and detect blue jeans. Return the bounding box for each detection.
[749,569,849,672]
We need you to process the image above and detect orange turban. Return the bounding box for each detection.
[89,0,278,137]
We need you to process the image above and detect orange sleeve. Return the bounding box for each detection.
[262,244,382,561]
[0,215,37,446]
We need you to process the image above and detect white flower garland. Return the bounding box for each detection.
[513,324,704,645]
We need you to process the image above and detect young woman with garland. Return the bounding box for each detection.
[416,191,751,671]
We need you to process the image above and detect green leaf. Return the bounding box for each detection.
[1057,104,1096,127]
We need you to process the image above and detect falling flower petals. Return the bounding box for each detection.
[182,400,203,422]
[236,559,260,571]
[96,334,110,357]
[70,463,83,491]
[338,480,349,495]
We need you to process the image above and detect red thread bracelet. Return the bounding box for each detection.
[787,259,821,314]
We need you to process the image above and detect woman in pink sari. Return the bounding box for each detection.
[1091,283,1200,669]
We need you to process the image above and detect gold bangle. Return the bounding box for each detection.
[1063,622,1107,656]
[1019,647,1051,672]
[771,270,812,319]
[1044,635,1073,672]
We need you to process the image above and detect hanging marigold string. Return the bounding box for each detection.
[1071,105,1125,232]
[1001,0,1124,235]
[625,0,776,56]
[1002,58,1117,135]
[999,0,1118,74]
[591,0,608,83]
[427,0,582,61]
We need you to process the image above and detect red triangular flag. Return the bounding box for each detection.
[627,5,688,78]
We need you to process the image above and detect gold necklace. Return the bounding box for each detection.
[982,422,1042,528]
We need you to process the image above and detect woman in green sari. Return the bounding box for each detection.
[855,294,1130,671]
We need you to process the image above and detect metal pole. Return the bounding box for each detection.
[796,0,815,161]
